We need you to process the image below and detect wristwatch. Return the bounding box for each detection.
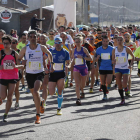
[51,62,54,65]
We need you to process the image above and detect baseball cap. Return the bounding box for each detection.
[54,37,62,42]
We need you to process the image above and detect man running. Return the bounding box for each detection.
[93,36,113,100]
[124,33,137,96]
[48,37,70,115]
[18,30,53,124]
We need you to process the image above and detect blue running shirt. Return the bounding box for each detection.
[96,45,113,70]
[48,47,70,72]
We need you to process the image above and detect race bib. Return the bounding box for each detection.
[116,57,126,64]
[54,63,63,71]
[101,53,110,60]
[29,61,41,70]
[75,58,84,65]
[3,60,14,70]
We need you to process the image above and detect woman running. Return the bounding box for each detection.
[0,35,23,122]
[71,36,92,105]
[112,36,134,105]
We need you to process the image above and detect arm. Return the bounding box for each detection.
[18,47,26,65]
[112,49,116,64]
[126,47,134,67]
[83,47,92,61]
[14,52,24,69]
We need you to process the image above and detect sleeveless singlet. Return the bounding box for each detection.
[115,46,129,69]
[74,47,87,69]
[0,50,18,80]
[25,44,44,74]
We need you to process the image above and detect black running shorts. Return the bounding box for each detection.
[26,72,45,89]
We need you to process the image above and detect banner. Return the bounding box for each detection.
[54,0,76,29]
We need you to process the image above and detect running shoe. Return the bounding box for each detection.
[120,99,125,105]
[106,89,109,94]
[3,114,8,122]
[96,80,99,86]
[40,101,45,114]
[25,88,30,94]
[15,102,19,110]
[35,115,41,124]
[57,109,62,115]
[124,88,128,96]
[89,88,93,93]
[20,85,25,91]
[125,90,132,97]
[107,84,111,91]
[99,86,103,92]
[102,95,107,100]
[80,93,85,98]
[94,80,97,86]
[76,99,81,105]
[114,84,117,89]
[70,82,73,87]
[0,98,3,105]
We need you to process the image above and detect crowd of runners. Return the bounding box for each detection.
[0,24,140,124]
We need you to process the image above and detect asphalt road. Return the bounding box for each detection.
[0,63,140,140]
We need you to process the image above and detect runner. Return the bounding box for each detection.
[46,30,55,46]
[124,33,137,96]
[17,33,28,91]
[40,34,52,111]
[18,30,53,124]
[11,38,23,110]
[60,32,72,88]
[87,35,96,93]
[112,36,134,104]
[0,35,24,122]
[94,36,113,100]
[128,26,136,42]
[71,36,92,105]
[48,37,70,115]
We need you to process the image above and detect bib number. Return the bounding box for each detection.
[75,58,84,65]
[116,57,126,64]
[54,63,63,71]
[101,53,110,60]
[29,61,41,70]
[3,60,14,70]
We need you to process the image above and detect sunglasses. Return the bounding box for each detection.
[113,37,118,39]
[49,33,54,35]
[55,42,61,44]
[87,38,94,40]
[75,41,80,43]
[12,42,16,44]
[3,43,10,45]
[98,33,102,34]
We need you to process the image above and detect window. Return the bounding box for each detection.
[2,0,7,4]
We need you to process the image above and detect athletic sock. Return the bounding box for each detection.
[101,85,106,95]
[57,91,63,109]
[118,89,124,100]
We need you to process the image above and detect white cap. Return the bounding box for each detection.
[23,31,28,34]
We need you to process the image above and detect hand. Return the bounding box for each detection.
[128,65,132,69]
[50,66,54,73]
[45,68,50,74]
[77,55,83,59]
[42,17,45,20]
[97,55,100,60]
[22,60,27,66]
